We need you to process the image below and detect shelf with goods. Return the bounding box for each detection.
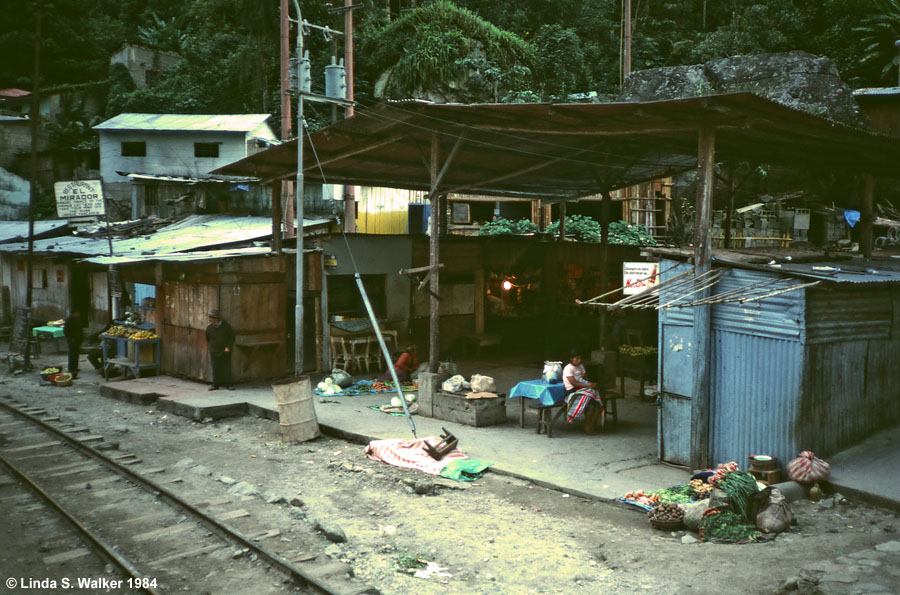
[100,329,160,379]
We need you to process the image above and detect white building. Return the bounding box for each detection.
[93,113,277,205]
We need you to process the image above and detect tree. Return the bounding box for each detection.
[360,1,534,102]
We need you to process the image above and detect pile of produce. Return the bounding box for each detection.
[651,484,696,504]
[618,344,658,357]
[316,377,344,395]
[714,470,759,521]
[41,366,61,375]
[648,502,684,528]
[105,326,157,339]
[371,380,390,392]
[389,393,416,407]
[690,478,714,499]
[623,490,660,508]
[129,329,157,340]
[699,508,762,543]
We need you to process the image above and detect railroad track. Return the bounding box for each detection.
[0,396,377,595]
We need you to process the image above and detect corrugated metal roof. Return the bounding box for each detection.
[0,220,69,242]
[0,88,30,98]
[85,246,274,265]
[94,113,271,133]
[854,87,900,97]
[767,261,900,284]
[0,215,274,257]
[79,218,332,264]
[216,92,900,197]
[0,115,27,122]
[127,173,258,184]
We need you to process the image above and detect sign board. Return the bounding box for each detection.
[54,179,105,218]
[622,262,660,296]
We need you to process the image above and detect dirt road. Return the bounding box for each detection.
[2,369,899,594]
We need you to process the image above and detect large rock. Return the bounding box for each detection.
[618,51,867,128]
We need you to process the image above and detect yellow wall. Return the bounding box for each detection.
[355,187,426,234]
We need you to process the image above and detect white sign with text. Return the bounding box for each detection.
[54,179,105,218]
[622,262,660,295]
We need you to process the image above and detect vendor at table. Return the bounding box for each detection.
[563,348,605,434]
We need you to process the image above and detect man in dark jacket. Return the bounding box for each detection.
[63,310,84,378]
[205,309,235,390]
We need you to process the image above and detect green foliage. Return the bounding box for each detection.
[362,1,534,101]
[544,215,658,246]
[855,0,900,82]
[478,217,540,236]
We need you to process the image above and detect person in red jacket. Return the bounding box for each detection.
[388,344,418,383]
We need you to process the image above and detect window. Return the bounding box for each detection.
[121,141,146,157]
[194,142,219,158]
[328,274,386,319]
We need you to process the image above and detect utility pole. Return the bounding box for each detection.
[25,3,41,369]
[622,0,632,85]
[279,0,294,240]
[343,0,357,233]
[289,1,351,375]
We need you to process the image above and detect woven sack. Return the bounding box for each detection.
[470,374,496,393]
[786,450,830,484]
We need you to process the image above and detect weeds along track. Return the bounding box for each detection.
[0,396,377,595]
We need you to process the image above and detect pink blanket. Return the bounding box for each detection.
[364,437,468,476]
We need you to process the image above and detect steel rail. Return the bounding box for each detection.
[0,452,157,594]
[0,396,339,595]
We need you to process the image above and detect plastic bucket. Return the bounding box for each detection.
[272,376,320,443]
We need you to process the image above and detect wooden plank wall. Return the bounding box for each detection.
[157,255,289,382]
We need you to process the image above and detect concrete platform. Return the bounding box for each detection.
[95,364,900,509]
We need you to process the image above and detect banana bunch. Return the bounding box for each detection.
[106,325,131,337]
[618,344,657,357]
[130,330,157,340]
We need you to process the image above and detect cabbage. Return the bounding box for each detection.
[317,382,328,392]
[405,393,416,403]
[390,396,401,407]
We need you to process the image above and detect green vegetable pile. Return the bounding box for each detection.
[396,554,428,573]
[717,471,759,521]
[650,484,695,504]
[699,508,762,544]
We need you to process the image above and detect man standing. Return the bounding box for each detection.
[63,310,84,379]
[205,309,235,391]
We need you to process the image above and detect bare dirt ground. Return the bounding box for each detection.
[2,365,899,594]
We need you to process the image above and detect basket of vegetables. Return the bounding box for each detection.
[647,502,684,530]
[41,367,62,381]
[52,373,73,387]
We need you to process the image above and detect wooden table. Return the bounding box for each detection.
[101,335,160,380]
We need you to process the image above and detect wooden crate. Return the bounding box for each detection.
[432,391,506,427]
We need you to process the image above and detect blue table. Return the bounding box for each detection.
[509,379,567,427]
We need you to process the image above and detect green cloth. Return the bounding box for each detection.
[440,459,492,482]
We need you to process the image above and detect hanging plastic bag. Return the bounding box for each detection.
[786,450,830,484]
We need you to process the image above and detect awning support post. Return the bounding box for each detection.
[691,126,715,470]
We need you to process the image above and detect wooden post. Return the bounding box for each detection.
[271,182,282,254]
[428,134,440,371]
[474,268,485,334]
[860,173,875,259]
[691,127,716,470]
[724,162,735,249]
[599,188,612,350]
[558,201,567,241]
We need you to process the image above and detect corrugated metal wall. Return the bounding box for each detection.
[798,286,900,457]
[356,187,426,235]
[709,330,803,466]
[659,260,806,466]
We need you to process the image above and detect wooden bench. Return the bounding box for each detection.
[528,393,620,438]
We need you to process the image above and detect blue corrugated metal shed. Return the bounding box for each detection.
[657,254,900,468]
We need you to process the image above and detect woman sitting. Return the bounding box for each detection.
[380,344,419,384]
[563,348,605,434]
